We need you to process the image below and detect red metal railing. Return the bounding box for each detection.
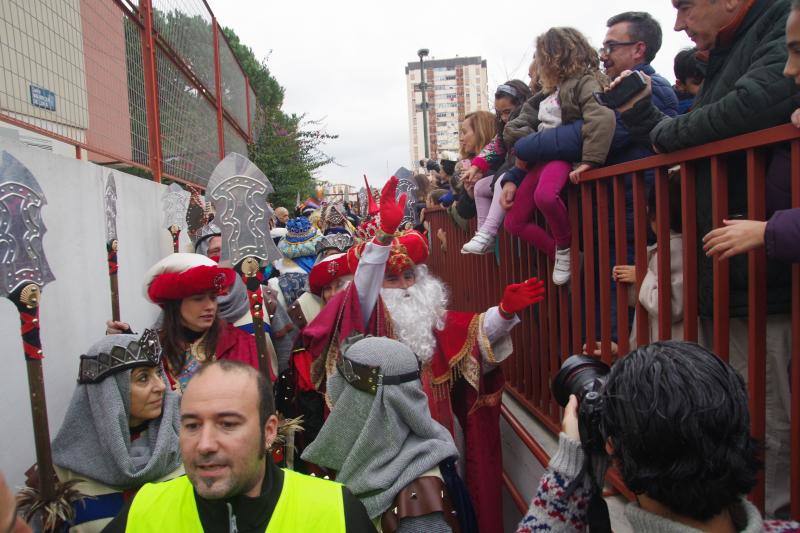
[0,0,253,188]
[426,122,800,519]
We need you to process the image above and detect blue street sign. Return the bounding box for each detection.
[29,85,56,111]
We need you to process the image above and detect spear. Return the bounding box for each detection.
[103,173,120,322]
[162,182,189,253]
[0,151,80,530]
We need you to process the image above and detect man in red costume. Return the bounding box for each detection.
[305,177,545,533]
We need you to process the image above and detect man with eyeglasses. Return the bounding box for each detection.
[509,11,678,343]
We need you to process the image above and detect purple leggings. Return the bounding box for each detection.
[504,161,572,257]
[474,174,505,235]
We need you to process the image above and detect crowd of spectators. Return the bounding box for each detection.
[415,0,800,529]
[7,1,800,532]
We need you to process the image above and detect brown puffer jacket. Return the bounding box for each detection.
[503,73,615,167]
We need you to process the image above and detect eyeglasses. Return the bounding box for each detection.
[599,41,640,56]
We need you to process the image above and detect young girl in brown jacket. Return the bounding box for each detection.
[500,27,615,285]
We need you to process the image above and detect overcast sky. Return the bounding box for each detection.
[212,1,693,189]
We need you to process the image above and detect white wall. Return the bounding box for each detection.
[0,137,191,487]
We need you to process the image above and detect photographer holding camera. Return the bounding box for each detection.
[517,341,800,533]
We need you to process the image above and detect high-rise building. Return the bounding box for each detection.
[405,56,488,166]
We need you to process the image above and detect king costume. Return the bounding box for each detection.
[303,177,544,533]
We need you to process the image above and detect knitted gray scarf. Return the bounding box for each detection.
[52,340,182,488]
[302,337,458,519]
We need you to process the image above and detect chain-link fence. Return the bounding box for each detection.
[0,0,254,187]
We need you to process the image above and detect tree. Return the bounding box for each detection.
[222,27,337,210]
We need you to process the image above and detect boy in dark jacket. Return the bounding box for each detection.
[673,47,704,113]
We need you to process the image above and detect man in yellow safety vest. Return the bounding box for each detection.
[102,359,375,532]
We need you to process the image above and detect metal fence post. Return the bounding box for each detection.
[245,76,252,142]
[212,18,225,159]
[138,0,163,182]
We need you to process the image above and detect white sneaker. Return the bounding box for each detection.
[552,247,571,285]
[461,231,495,255]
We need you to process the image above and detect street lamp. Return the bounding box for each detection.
[417,48,430,160]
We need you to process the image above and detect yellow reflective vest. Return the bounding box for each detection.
[125,469,346,532]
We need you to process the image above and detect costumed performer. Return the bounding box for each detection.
[303,336,476,533]
[43,331,183,532]
[304,177,545,533]
[143,253,265,391]
[276,251,356,474]
[268,217,322,309]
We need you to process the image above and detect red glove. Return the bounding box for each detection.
[500,277,545,316]
[378,176,407,235]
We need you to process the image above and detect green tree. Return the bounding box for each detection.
[222,27,337,210]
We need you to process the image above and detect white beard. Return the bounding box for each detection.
[381,265,448,364]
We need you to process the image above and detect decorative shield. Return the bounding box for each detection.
[207,152,281,266]
[162,182,190,231]
[104,172,118,245]
[396,174,419,229]
[0,151,55,297]
[357,187,368,218]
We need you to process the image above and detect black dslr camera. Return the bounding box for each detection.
[552,354,611,454]
[552,355,613,532]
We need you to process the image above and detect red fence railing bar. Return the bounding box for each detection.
[746,148,767,511]
[791,139,800,519]
[711,155,730,361]
[580,184,597,353]
[245,76,252,140]
[568,187,583,353]
[655,166,672,341]
[680,162,699,342]
[503,471,528,514]
[212,18,225,159]
[613,175,630,357]
[139,0,164,183]
[596,181,614,363]
[632,171,650,346]
[425,123,800,519]
[581,124,800,181]
[501,403,550,468]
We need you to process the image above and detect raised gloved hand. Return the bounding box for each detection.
[378,176,407,236]
[499,277,545,316]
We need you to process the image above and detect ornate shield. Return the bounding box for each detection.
[396,174,419,228]
[104,172,118,245]
[357,187,368,218]
[162,182,190,230]
[207,153,281,266]
[0,151,55,297]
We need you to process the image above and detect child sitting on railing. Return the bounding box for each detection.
[499,27,616,286]
[613,171,684,348]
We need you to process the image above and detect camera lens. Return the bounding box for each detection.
[551,354,611,407]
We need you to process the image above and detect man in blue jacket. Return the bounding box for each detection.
[511,11,679,342]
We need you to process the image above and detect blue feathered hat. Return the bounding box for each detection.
[279,217,322,258]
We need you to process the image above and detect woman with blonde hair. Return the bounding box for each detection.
[450,111,497,225]
[458,110,496,164]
